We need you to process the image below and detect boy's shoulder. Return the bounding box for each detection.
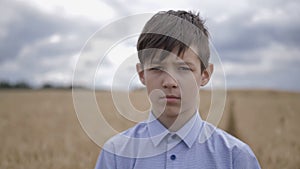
[102,121,161,158]
[102,121,149,148]
[200,120,256,157]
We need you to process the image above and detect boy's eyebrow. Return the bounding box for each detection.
[143,62,163,68]
[147,61,196,67]
[147,60,164,65]
[176,61,195,67]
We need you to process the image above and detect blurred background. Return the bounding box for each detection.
[0,0,300,169]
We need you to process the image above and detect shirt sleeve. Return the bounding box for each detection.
[233,144,261,169]
[94,149,116,169]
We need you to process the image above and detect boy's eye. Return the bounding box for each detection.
[178,67,192,71]
[149,66,164,71]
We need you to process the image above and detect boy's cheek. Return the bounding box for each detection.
[148,88,164,102]
[178,77,200,91]
[148,89,167,114]
[180,81,200,102]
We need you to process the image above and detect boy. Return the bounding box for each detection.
[95,10,261,169]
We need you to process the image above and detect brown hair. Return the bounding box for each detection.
[137,10,210,72]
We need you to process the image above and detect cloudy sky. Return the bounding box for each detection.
[1,0,300,91]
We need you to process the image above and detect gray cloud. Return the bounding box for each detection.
[0,0,99,86]
[0,0,299,91]
[204,0,300,91]
[0,0,98,61]
[210,8,300,61]
[102,0,131,16]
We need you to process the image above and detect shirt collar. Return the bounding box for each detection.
[147,111,203,148]
[147,113,169,147]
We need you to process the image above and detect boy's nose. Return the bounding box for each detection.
[162,73,178,89]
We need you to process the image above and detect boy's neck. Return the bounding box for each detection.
[154,109,197,132]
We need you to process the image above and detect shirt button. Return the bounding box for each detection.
[171,134,177,139]
[170,154,176,160]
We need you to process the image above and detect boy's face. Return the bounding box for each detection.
[137,47,212,121]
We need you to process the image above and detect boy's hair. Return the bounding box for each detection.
[137,10,210,72]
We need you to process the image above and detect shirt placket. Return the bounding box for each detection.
[165,133,181,169]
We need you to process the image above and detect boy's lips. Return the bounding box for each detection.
[160,95,181,103]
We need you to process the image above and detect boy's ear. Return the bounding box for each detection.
[201,63,214,86]
[136,63,146,85]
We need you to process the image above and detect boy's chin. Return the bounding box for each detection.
[163,109,181,118]
[152,105,181,118]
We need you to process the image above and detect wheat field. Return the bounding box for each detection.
[0,89,299,169]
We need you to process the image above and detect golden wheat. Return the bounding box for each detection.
[0,89,299,169]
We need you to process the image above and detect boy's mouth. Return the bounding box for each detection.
[161,95,181,103]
